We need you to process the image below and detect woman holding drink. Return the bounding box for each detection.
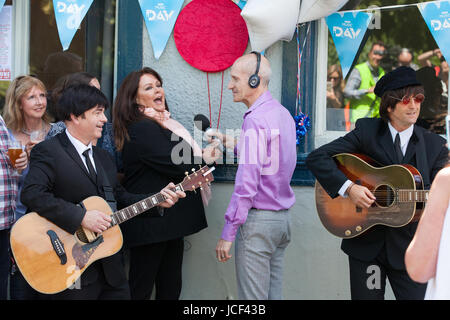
[7,141,25,177]
[3,76,55,159]
[2,75,56,300]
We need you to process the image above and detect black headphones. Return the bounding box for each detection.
[248,51,261,89]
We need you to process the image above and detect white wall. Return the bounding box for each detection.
[142,16,283,134]
[182,184,350,300]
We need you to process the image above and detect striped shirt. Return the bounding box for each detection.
[0,115,18,230]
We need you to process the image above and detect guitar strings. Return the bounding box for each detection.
[354,190,426,201]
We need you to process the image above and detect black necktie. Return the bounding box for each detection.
[394,133,403,163]
[82,149,97,182]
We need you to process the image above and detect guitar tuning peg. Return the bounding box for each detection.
[185,171,189,176]
[200,187,203,191]
[191,168,196,172]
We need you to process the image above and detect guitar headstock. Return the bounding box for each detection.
[181,166,215,192]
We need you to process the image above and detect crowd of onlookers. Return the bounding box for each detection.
[327,43,448,134]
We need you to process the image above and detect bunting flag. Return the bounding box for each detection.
[53,0,93,51]
[418,0,450,64]
[234,0,247,10]
[326,11,373,79]
[138,0,184,60]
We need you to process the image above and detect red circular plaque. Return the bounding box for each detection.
[174,0,249,72]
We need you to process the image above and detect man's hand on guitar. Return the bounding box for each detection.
[81,210,112,233]
[159,182,186,208]
[348,184,376,208]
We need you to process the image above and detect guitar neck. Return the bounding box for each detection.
[398,189,429,203]
[108,184,184,227]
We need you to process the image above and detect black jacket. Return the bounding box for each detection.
[306,118,448,269]
[21,131,147,287]
[120,119,207,247]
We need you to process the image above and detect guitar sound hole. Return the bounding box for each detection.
[75,228,92,244]
[374,185,395,208]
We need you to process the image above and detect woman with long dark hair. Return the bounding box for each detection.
[113,67,218,300]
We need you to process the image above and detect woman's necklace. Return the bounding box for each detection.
[20,120,45,136]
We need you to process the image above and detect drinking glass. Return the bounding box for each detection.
[30,130,45,144]
[8,140,22,177]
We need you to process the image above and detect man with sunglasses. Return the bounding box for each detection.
[344,41,387,126]
[307,66,449,299]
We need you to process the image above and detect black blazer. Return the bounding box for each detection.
[120,119,207,248]
[21,131,146,287]
[306,118,448,269]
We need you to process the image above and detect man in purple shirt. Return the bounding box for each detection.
[215,52,296,299]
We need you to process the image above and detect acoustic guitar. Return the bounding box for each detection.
[315,153,428,239]
[10,165,215,294]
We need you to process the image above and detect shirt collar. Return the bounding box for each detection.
[244,90,272,118]
[65,129,93,157]
[388,122,414,147]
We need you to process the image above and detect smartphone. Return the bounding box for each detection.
[446,114,450,150]
[327,81,333,91]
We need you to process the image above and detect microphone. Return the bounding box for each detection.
[194,114,211,132]
[193,114,223,151]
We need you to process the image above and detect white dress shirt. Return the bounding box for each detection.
[65,129,97,173]
[338,122,414,197]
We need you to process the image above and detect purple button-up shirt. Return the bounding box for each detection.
[221,91,296,242]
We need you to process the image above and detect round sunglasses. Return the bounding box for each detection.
[389,93,425,105]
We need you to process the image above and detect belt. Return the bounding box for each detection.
[250,208,289,212]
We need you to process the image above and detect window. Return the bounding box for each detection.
[280,23,317,185]
[323,0,449,140]
[28,0,116,119]
[0,0,13,110]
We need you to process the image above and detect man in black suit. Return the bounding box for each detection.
[21,84,185,300]
[306,67,448,299]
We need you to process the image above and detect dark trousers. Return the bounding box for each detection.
[49,264,130,300]
[0,229,9,300]
[348,247,427,300]
[9,268,47,300]
[128,238,184,300]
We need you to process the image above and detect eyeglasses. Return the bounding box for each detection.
[327,76,340,81]
[389,93,425,105]
[372,50,386,56]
